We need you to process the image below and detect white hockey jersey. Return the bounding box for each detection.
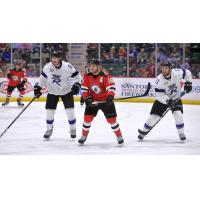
[154,68,192,104]
[39,61,81,95]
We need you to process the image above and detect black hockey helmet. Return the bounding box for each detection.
[89,59,100,65]
[160,61,173,69]
[51,51,62,59]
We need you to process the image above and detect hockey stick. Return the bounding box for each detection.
[138,91,186,136]
[91,82,151,105]
[115,82,151,100]
[0,97,37,138]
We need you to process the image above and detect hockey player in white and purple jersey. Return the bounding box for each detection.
[34,51,81,139]
[138,61,192,141]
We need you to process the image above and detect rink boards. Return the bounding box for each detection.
[0,77,200,104]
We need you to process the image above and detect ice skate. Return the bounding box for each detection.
[117,136,124,144]
[17,101,24,107]
[70,129,76,139]
[78,135,87,144]
[179,133,186,141]
[44,129,53,139]
[2,101,9,106]
[138,129,149,140]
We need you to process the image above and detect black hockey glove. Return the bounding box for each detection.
[71,82,81,95]
[85,96,93,107]
[184,81,192,93]
[34,85,42,98]
[106,95,114,105]
[21,78,27,85]
[166,99,175,109]
[7,73,12,79]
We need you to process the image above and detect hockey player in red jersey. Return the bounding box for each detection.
[2,63,27,107]
[78,59,124,144]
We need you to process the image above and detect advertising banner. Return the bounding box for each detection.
[0,77,199,103]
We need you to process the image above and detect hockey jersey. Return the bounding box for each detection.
[81,71,115,101]
[154,68,192,104]
[7,68,27,87]
[40,61,81,95]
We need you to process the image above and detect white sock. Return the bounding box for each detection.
[142,114,160,132]
[65,108,76,131]
[173,110,184,135]
[46,109,55,130]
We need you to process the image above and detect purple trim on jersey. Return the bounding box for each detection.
[182,69,186,79]
[46,120,54,124]
[176,123,184,129]
[155,88,165,92]
[71,71,79,78]
[144,123,152,129]
[42,71,47,78]
[68,119,76,125]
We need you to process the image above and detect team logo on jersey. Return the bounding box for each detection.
[91,85,101,94]
[12,75,19,81]
[168,83,177,95]
[52,74,61,86]
[50,68,54,72]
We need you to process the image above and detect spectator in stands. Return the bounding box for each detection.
[0,43,7,51]
[2,47,11,62]
[157,47,169,62]
[0,57,7,77]
[137,48,147,64]
[170,47,181,63]
[109,46,117,60]
[86,43,98,61]
[0,69,4,77]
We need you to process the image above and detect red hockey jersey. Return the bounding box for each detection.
[81,71,115,101]
[7,68,27,87]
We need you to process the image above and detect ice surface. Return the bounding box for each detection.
[0,102,200,155]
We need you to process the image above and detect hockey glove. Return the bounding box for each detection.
[85,96,93,107]
[21,78,27,85]
[34,85,42,98]
[7,73,12,79]
[106,95,114,105]
[71,82,81,95]
[166,99,175,109]
[184,81,192,93]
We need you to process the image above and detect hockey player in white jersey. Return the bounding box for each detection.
[34,51,81,139]
[138,61,192,141]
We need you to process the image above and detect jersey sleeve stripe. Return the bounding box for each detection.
[155,88,165,92]
[71,71,79,78]
[81,86,89,91]
[41,71,47,78]
[182,69,186,79]
[106,86,116,91]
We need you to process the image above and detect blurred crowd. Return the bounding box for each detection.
[101,44,127,64]
[86,43,99,61]
[129,43,155,77]
[100,44,127,76]
[0,44,11,77]
[0,43,200,78]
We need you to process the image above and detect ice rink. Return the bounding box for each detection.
[0,101,200,155]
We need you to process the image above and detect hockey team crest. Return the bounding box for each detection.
[168,83,178,95]
[52,74,61,86]
[91,85,101,94]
